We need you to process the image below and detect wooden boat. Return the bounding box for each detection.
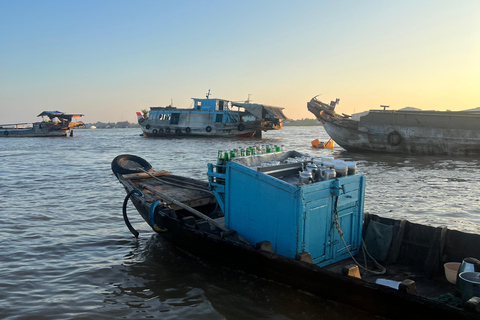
[111,152,480,320]
[0,111,84,137]
[307,96,480,155]
[137,91,287,138]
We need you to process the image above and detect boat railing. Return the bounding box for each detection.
[207,163,226,213]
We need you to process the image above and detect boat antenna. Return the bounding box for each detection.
[206,89,211,99]
[246,93,252,103]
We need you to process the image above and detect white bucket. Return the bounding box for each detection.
[321,156,334,163]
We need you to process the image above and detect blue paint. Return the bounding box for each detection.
[149,201,160,227]
[208,151,365,267]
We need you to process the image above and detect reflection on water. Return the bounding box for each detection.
[0,126,478,319]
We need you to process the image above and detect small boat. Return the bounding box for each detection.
[0,111,84,137]
[137,91,288,138]
[311,138,334,149]
[112,152,480,320]
[307,96,480,155]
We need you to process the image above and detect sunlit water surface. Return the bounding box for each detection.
[0,127,478,319]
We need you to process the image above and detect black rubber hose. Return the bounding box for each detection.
[122,189,143,238]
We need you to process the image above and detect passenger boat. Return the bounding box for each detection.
[0,111,84,137]
[137,92,288,138]
[307,96,480,155]
[111,152,480,320]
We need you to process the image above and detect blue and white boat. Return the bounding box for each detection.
[138,93,288,138]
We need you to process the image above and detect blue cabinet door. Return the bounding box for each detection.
[303,197,331,265]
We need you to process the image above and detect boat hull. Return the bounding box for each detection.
[124,186,480,320]
[112,156,480,320]
[140,124,257,138]
[308,98,480,155]
[0,127,70,137]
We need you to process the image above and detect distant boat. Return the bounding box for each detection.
[138,93,288,138]
[307,96,480,155]
[0,111,84,137]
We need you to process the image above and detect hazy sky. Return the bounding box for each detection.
[1,1,479,124]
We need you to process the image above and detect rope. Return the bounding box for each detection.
[333,196,386,275]
[123,189,142,238]
[138,168,213,194]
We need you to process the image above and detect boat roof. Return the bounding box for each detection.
[232,102,288,120]
[37,111,84,120]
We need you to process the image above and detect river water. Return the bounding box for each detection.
[1,126,479,319]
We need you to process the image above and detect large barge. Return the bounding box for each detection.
[307,96,480,155]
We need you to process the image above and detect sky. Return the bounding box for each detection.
[1,0,479,124]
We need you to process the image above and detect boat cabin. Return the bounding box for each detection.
[193,98,231,111]
[147,98,248,126]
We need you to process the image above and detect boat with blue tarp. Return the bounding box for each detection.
[0,111,84,137]
[111,151,480,320]
[137,92,288,138]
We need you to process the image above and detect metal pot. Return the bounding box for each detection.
[458,272,480,302]
[299,170,312,185]
[456,257,480,285]
[456,257,480,300]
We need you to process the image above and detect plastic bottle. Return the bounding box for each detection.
[216,151,225,183]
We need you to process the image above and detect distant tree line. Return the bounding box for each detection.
[83,118,320,129]
[84,121,140,129]
[283,118,321,126]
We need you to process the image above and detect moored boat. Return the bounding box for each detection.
[137,92,288,138]
[0,111,84,137]
[307,96,480,155]
[112,152,480,320]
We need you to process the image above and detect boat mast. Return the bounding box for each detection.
[206,89,211,99]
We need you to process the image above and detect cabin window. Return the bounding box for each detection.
[218,100,224,111]
[215,114,223,123]
[159,114,171,121]
[196,101,201,110]
[170,113,180,124]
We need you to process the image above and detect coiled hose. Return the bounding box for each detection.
[123,189,143,238]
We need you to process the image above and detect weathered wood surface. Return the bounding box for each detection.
[122,170,170,180]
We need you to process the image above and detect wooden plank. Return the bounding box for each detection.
[122,170,170,180]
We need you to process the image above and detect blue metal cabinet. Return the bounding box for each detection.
[208,151,365,267]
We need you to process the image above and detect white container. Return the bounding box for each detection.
[323,168,336,180]
[322,156,334,163]
[444,262,460,284]
[323,161,334,169]
[334,162,348,177]
[312,158,323,166]
[345,161,357,175]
